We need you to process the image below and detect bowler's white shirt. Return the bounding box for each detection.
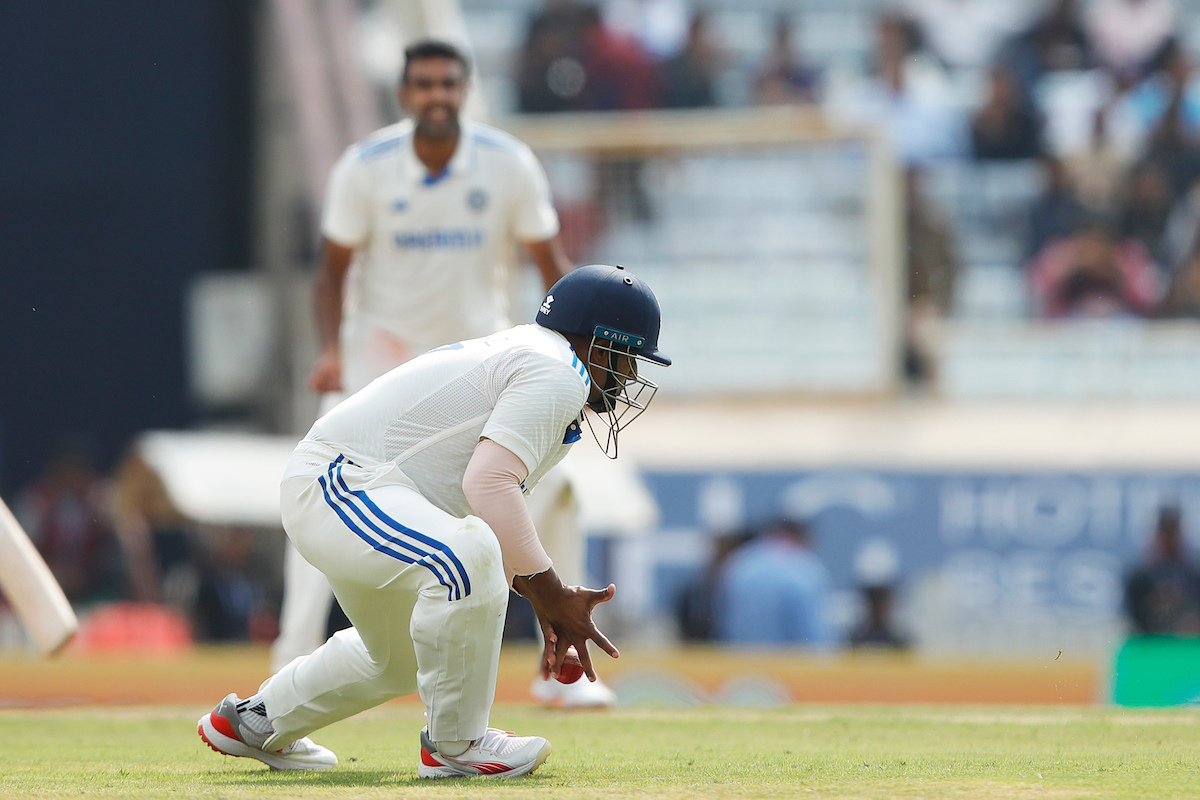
[321,119,560,357]
[304,325,589,519]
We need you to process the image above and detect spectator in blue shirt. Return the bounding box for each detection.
[714,518,833,648]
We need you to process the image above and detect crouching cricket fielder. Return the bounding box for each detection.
[197,265,669,777]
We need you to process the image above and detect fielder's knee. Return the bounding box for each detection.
[458,517,508,604]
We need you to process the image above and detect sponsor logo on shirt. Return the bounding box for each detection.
[467,188,488,212]
[393,228,484,249]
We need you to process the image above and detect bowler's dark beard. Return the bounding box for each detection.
[415,111,460,141]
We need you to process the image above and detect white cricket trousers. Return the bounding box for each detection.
[260,446,508,751]
[271,464,581,672]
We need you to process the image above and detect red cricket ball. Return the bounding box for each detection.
[555,646,584,684]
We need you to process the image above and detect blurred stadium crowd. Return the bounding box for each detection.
[461,0,1200,386]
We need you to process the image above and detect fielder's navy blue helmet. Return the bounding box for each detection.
[535,264,671,366]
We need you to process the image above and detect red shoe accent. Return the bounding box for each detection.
[420,748,442,767]
[198,723,222,755]
[211,713,238,740]
[472,762,512,775]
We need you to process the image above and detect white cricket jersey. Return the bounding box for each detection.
[302,325,590,519]
[321,119,560,356]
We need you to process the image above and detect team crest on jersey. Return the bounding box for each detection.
[392,199,408,212]
[466,188,488,212]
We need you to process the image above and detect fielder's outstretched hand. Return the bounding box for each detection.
[512,567,619,682]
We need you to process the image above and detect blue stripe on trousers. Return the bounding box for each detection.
[316,459,468,600]
[324,460,464,598]
[329,458,472,598]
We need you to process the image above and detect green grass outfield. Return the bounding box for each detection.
[0,703,1197,799]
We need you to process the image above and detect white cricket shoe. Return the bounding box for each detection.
[531,674,618,708]
[198,693,338,771]
[418,727,552,778]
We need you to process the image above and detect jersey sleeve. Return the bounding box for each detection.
[320,144,373,247]
[510,145,560,243]
[482,356,585,475]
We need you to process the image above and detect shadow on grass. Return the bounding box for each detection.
[202,768,557,788]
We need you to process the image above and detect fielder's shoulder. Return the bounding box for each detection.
[518,324,592,393]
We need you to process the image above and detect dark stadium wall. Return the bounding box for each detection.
[0,1,258,492]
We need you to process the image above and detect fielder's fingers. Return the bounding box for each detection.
[575,640,598,681]
[550,636,572,679]
[586,583,617,608]
[589,625,620,660]
[540,641,555,680]
[542,622,558,647]
[538,623,557,679]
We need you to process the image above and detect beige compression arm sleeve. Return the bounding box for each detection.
[462,437,553,587]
